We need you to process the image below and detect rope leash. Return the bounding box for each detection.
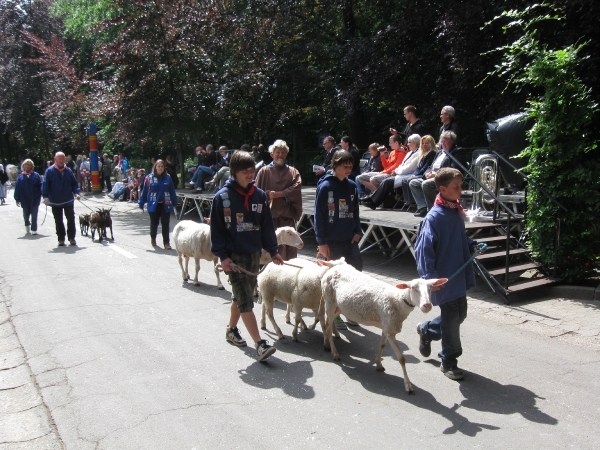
[216,260,311,276]
[446,243,488,281]
[41,199,80,226]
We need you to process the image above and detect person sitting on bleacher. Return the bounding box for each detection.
[356,133,406,195]
[205,146,231,190]
[399,135,438,210]
[409,131,465,217]
[357,143,383,198]
[360,134,422,209]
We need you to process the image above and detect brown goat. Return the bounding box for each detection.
[90,208,113,242]
[79,214,90,236]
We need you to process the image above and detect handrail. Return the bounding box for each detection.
[491,151,568,213]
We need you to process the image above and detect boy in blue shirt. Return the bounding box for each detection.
[210,151,284,361]
[314,149,363,329]
[415,168,477,380]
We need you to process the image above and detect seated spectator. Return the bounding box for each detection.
[357,143,383,198]
[188,146,205,173]
[400,135,437,208]
[205,146,231,190]
[189,144,219,193]
[109,168,134,200]
[360,134,422,209]
[409,130,465,217]
[356,134,406,193]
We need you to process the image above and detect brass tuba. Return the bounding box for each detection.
[471,154,498,211]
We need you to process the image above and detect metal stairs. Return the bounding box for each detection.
[465,221,560,303]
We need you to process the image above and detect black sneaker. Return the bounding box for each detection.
[58,241,66,246]
[440,364,465,380]
[225,326,247,347]
[69,239,77,246]
[416,322,431,357]
[256,340,276,361]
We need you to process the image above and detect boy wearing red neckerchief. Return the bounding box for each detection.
[210,150,284,361]
[414,168,478,381]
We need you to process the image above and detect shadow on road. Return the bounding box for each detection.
[238,359,315,399]
[458,372,558,425]
[244,309,558,435]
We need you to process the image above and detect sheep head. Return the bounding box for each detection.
[395,278,448,313]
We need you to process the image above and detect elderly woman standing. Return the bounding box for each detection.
[138,159,178,249]
[255,139,303,260]
[13,159,42,234]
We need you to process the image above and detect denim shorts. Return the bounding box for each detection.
[229,251,260,313]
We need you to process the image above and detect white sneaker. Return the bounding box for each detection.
[26,225,31,234]
[31,231,38,235]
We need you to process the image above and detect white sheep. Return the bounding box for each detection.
[321,263,447,394]
[254,226,305,298]
[258,257,347,341]
[259,226,304,264]
[173,220,224,289]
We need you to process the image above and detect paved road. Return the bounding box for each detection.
[1,193,600,449]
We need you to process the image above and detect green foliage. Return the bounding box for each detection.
[486,4,600,281]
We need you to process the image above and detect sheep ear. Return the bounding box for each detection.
[396,282,409,289]
[431,278,448,287]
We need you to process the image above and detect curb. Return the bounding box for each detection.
[545,284,600,301]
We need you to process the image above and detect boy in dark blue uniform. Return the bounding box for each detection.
[415,168,478,380]
[314,149,363,329]
[210,151,284,361]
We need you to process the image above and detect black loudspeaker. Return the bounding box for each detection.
[486,112,533,191]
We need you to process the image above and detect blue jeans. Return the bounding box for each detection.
[22,204,40,231]
[420,295,467,369]
[191,166,215,189]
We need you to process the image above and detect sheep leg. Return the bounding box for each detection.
[109,225,114,240]
[213,259,224,290]
[286,304,308,329]
[324,309,339,359]
[386,335,414,395]
[292,304,304,342]
[264,297,285,340]
[375,332,388,372]
[193,257,200,286]
[178,252,188,282]
[260,295,267,330]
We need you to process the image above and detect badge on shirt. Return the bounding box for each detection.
[236,213,244,223]
[223,199,231,207]
[251,204,263,213]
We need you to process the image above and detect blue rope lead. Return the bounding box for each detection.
[447,243,488,281]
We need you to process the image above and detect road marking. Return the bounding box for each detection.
[104,242,137,259]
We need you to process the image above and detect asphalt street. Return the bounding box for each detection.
[1,192,600,449]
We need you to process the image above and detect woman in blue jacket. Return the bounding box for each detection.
[138,159,178,249]
[14,159,42,235]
